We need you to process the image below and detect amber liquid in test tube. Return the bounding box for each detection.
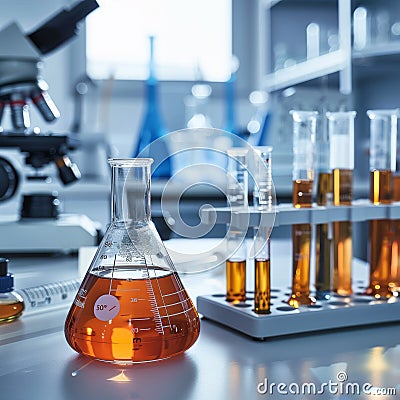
[315,171,333,300]
[328,111,356,297]
[252,146,273,314]
[290,180,313,307]
[287,111,317,308]
[254,258,271,313]
[315,118,333,300]
[226,148,248,303]
[226,259,246,302]
[369,171,393,298]
[391,175,400,295]
[367,109,399,298]
[332,168,353,296]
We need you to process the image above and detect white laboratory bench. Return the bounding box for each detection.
[1,239,400,400]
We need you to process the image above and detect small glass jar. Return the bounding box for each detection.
[0,258,24,323]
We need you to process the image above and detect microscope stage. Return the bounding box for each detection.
[0,214,100,253]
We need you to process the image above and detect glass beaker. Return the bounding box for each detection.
[65,158,200,364]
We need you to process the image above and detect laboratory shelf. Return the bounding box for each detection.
[352,42,400,60]
[200,200,400,228]
[262,50,347,92]
[197,284,400,340]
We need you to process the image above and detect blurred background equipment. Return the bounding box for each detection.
[0,0,100,254]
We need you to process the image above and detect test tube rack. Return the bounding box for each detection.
[199,199,400,227]
[197,283,400,340]
[196,201,400,339]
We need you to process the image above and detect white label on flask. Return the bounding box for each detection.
[94,294,120,321]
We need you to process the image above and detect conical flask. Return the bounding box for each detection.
[65,158,200,363]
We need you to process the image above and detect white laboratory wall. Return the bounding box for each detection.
[0,1,258,160]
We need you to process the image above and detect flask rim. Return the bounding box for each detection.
[108,158,154,167]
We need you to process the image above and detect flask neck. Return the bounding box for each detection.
[111,162,152,224]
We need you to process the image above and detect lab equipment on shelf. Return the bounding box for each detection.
[65,158,200,363]
[287,110,317,308]
[367,109,399,298]
[246,90,271,147]
[327,111,356,296]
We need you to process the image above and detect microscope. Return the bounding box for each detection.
[0,0,101,253]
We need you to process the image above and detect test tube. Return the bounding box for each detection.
[287,110,317,308]
[226,234,247,303]
[392,122,400,296]
[392,174,400,296]
[315,119,333,300]
[367,109,399,298]
[327,111,356,296]
[226,148,249,209]
[253,146,273,210]
[252,146,273,314]
[226,148,248,303]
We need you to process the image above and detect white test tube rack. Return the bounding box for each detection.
[196,202,400,340]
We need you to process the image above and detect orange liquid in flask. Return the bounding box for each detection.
[65,266,200,363]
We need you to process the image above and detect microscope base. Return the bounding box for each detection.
[0,214,101,254]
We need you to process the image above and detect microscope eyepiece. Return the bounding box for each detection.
[28,0,99,55]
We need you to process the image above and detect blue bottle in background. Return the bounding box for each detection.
[132,36,171,178]
[224,70,236,135]
[224,56,247,145]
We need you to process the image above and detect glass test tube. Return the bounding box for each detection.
[392,175,400,295]
[226,148,248,303]
[288,110,317,308]
[315,118,333,300]
[393,114,400,296]
[327,111,356,296]
[253,146,273,314]
[367,109,399,298]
